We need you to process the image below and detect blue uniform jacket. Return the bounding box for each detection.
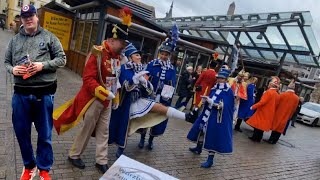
[145,59,176,136]
[108,64,152,148]
[187,84,234,154]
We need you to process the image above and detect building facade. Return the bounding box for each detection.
[0,0,6,19]
[283,64,320,80]
[2,0,66,29]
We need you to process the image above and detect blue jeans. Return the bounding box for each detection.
[12,93,54,171]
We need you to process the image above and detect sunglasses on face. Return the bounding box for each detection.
[21,13,35,19]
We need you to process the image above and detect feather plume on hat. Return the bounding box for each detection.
[213,52,219,60]
[120,7,132,27]
[108,7,132,40]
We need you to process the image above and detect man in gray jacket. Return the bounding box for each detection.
[4,4,66,180]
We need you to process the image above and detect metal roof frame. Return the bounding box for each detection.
[156,11,320,67]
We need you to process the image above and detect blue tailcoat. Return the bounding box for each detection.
[108,64,152,148]
[146,59,176,136]
[187,85,234,154]
[238,84,256,119]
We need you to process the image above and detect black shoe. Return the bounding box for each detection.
[185,112,197,124]
[263,139,272,144]
[116,147,124,158]
[234,127,243,132]
[68,157,85,169]
[147,142,153,150]
[189,147,202,154]
[291,125,296,128]
[248,136,260,142]
[95,163,109,174]
[138,140,145,149]
[263,139,276,144]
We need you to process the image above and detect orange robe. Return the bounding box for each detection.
[272,90,299,133]
[246,88,280,131]
[193,69,216,108]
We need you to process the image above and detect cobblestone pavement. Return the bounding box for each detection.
[1,30,320,180]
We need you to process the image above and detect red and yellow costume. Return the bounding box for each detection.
[272,90,299,133]
[193,68,217,108]
[228,72,248,121]
[53,41,120,135]
[228,76,248,100]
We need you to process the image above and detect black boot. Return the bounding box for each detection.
[116,147,124,158]
[95,163,109,173]
[234,118,243,132]
[68,157,85,169]
[186,109,198,124]
[189,142,203,154]
[138,133,146,149]
[147,136,154,150]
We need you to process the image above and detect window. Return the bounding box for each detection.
[81,22,93,53]
[17,0,23,7]
[184,50,198,70]
[74,22,85,52]
[72,21,99,53]
[196,54,210,69]
[140,37,158,64]
[89,22,98,48]
[127,31,143,50]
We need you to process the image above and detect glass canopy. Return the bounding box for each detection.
[156,11,320,67]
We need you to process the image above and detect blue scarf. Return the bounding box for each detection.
[125,61,144,73]
[158,59,172,81]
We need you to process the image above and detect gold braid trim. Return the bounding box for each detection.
[91,45,103,56]
[123,80,138,92]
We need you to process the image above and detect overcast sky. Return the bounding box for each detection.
[138,0,320,47]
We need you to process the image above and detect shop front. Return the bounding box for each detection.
[58,0,217,90]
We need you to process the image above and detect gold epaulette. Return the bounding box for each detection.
[91,45,103,56]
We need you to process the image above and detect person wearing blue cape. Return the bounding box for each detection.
[187,66,234,168]
[109,42,190,157]
[235,76,258,132]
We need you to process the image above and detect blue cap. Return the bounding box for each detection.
[21,5,37,17]
[124,43,140,58]
[216,68,231,79]
[159,40,174,53]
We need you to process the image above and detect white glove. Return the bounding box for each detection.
[132,74,140,84]
[201,96,213,105]
[116,80,121,89]
[162,95,170,101]
[250,106,253,110]
[132,71,149,85]
[155,94,161,102]
[139,76,147,86]
[106,91,115,100]
[112,103,119,110]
